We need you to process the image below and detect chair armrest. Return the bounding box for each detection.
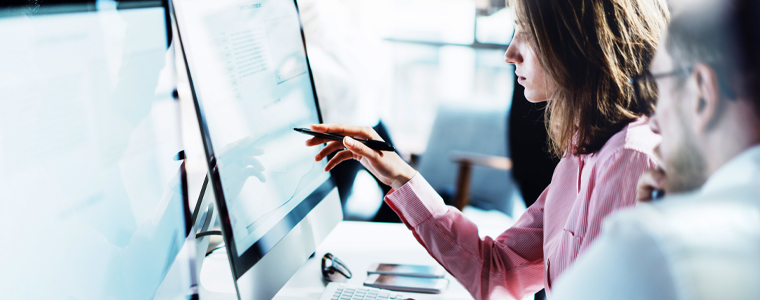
[450,151,512,170]
[450,151,512,210]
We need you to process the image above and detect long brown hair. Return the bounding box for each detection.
[511,0,669,157]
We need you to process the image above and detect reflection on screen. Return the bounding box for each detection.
[0,5,187,300]
[176,0,329,257]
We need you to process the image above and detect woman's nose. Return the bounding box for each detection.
[504,43,520,64]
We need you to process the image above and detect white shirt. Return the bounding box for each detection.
[551,145,760,300]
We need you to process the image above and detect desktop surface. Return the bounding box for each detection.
[276,221,474,300]
[197,221,476,300]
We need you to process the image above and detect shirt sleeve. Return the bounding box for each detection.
[579,149,657,254]
[385,174,546,300]
[550,212,678,300]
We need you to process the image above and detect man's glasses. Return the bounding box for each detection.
[628,67,692,106]
[321,253,352,282]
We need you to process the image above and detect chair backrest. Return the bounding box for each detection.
[417,103,517,215]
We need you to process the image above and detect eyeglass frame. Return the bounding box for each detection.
[628,67,693,106]
[629,64,739,107]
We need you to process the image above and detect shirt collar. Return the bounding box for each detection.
[700,145,760,195]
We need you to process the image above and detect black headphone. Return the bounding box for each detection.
[321,253,352,281]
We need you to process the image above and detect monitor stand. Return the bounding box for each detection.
[190,174,233,299]
[198,188,341,300]
[198,249,238,300]
[192,175,217,267]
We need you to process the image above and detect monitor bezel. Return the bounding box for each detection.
[172,0,335,280]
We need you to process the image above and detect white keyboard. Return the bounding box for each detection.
[318,282,405,300]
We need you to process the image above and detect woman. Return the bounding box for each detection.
[306,0,669,298]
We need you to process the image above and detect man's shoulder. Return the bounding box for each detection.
[601,195,760,299]
[553,197,760,300]
[607,193,760,243]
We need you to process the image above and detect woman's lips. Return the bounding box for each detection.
[517,76,527,84]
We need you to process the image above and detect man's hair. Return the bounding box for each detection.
[510,0,670,157]
[666,0,760,116]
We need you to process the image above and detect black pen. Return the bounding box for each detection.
[294,128,396,152]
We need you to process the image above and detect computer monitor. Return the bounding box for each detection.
[0,1,195,299]
[172,0,342,298]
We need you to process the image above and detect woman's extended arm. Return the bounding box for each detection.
[385,174,546,300]
[307,124,546,300]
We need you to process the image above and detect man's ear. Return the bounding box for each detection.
[692,63,722,134]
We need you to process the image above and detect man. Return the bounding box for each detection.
[550,0,760,299]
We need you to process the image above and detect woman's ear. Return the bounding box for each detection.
[693,63,722,134]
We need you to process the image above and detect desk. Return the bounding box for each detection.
[274,221,474,300]
[200,221,475,300]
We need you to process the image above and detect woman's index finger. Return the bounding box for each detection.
[311,123,373,138]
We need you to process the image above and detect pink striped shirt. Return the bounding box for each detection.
[385,117,660,300]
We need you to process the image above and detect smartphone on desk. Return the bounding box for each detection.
[367,263,446,278]
[364,274,449,294]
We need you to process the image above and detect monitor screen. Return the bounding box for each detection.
[0,1,191,299]
[174,0,333,279]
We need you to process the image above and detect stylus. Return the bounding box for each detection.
[294,128,396,152]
